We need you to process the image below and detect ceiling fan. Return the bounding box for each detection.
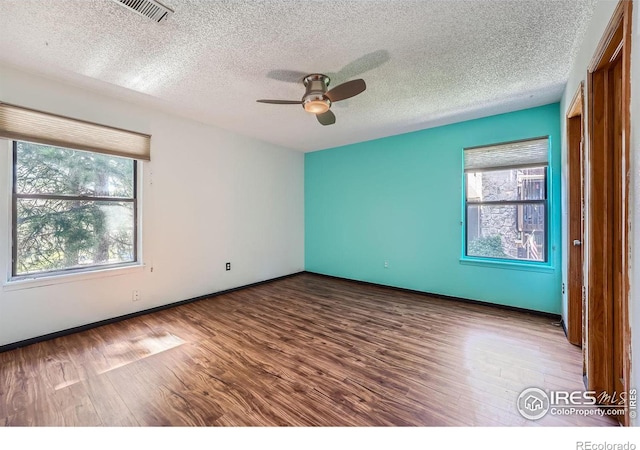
[256,74,366,126]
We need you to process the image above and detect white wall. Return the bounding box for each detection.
[0,64,304,347]
[559,0,639,425]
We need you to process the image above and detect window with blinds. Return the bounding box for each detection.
[0,102,150,160]
[1,103,149,279]
[464,137,549,263]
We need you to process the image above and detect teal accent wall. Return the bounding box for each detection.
[305,103,562,314]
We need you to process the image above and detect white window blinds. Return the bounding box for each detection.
[464,137,548,172]
[0,102,150,161]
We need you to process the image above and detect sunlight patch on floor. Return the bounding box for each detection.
[54,331,185,390]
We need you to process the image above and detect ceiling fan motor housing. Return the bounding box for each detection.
[302,74,331,113]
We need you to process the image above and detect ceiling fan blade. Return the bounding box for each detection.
[325,79,366,102]
[316,110,336,126]
[256,99,303,104]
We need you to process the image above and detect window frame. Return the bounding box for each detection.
[10,140,139,280]
[462,136,550,265]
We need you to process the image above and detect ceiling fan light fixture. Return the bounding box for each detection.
[303,98,331,114]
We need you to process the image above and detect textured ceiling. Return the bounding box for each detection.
[0,0,595,152]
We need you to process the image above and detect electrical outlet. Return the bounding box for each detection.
[384,260,389,268]
[132,290,140,302]
[226,262,231,271]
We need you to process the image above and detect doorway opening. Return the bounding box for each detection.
[566,83,584,349]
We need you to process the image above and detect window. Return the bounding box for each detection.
[0,102,149,280]
[12,141,137,278]
[464,137,549,263]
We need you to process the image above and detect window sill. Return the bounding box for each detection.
[3,263,145,292]
[459,257,555,273]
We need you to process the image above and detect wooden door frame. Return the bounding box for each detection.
[585,0,632,426]
[566,83,584,347]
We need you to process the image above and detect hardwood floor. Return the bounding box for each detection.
[0,273,618,426]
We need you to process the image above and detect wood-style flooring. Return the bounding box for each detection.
[0,273,618,426]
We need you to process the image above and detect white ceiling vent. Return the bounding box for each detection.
[113,0,174,23]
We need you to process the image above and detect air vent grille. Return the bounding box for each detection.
[113,0,174,23]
